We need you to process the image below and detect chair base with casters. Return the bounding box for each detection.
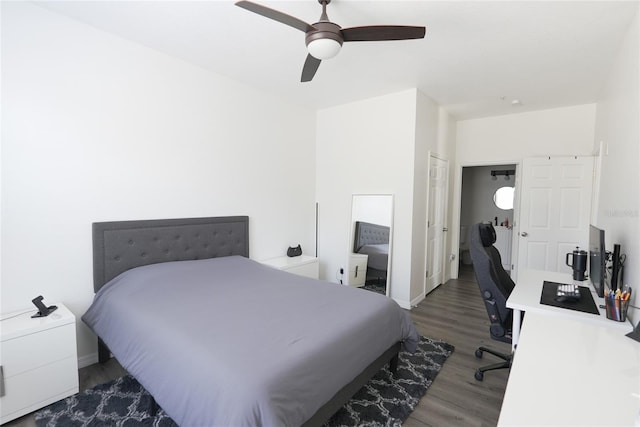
[474,346,512,381]
[473,315,515,381]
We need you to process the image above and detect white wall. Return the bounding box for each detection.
[593,6,639,321]
[456,104,597,163]
[316,90,418,306]
[316,89,451,308]
[441,111,457,282]
[451,104,597,278]
[410,92,447,303]
[1,2,316,364]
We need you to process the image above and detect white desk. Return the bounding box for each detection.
[507,269,632,350]
[498,312,640,426]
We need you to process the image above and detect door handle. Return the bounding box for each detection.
[521,232,528,237]
[443,227,448,232]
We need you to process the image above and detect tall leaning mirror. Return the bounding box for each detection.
[347,194,393,296]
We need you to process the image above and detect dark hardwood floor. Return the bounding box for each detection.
[6,266,510,427]
[404,266,511,427]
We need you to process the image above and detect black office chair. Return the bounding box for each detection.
[468,222,515,381]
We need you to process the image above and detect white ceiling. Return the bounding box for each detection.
[35,0,638,119]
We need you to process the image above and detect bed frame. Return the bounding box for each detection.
[353,221,390,283]
[353,221,390,252]
[91,216,400,426]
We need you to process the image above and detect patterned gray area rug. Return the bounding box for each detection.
[35,336,453,427]
[362,282,386,295]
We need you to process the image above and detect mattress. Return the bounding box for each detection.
[357,243,389,271]
[82,255,418,426]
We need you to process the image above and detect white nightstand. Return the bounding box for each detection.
[1,303,79,424]
[347,253,368,287]
[260,255,319,279]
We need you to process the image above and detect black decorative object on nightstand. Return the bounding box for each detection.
[31,296,58,318]
[287,245,302,257]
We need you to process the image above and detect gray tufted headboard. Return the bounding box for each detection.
[92,216,249,292]
[353,221,390,252]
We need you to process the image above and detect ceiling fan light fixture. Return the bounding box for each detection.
[307,37,342,60]
[236,0,426,82]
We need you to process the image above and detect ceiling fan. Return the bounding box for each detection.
[235,0,426,82]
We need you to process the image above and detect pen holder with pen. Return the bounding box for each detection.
[605,296,629,322]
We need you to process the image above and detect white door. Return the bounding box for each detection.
[517,156,594,275]
[426,156,448,295]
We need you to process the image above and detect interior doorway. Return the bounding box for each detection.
[425,155,449,295]
[458,164,517,280]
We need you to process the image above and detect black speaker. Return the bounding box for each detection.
[611,243,621,291]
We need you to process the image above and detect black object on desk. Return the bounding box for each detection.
[555,283,581,302]
[626,322,640,343]
[540,281,599,315]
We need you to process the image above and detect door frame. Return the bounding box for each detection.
[451,159,522,280]
[424,153,449,296]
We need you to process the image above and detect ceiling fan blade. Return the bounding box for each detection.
[301,54,322,82]
[235,1,315,33]
[342,25,426,42]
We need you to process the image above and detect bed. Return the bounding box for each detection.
[353,221,390,284]
[83,216,418,426]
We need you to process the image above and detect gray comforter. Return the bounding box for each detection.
[83,256,419,426]
[357,243,389,271]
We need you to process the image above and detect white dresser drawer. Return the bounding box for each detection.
[1,356,79,423]
[260,255,319,279]
[2,324,76,378]
[347,254,368,286]
[0,303,79,424]
[285,261,319,279]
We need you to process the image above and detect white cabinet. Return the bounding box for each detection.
[1,303,79,424]
[494,226,513,271]
[347,253,368,287]
[260,255,319,279]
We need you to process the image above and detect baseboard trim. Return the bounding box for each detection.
[410,293,425,308]
[394,294,425,310]
[395,299,411,310]
[78,352,98,369]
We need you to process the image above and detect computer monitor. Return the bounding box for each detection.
[589,224,606,297]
